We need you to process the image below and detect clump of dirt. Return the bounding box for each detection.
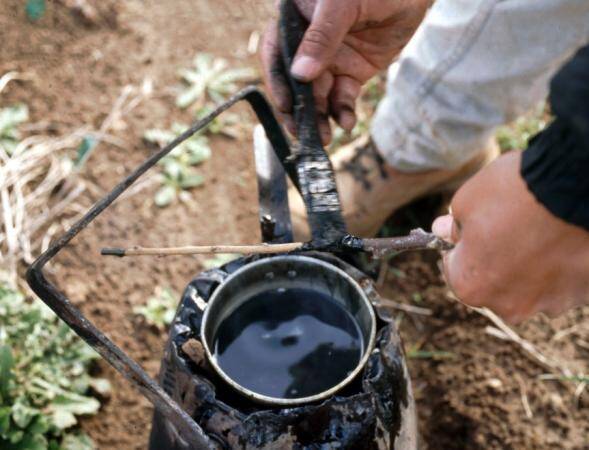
[2,1,588,449]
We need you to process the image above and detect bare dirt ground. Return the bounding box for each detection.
[1,1,588,449]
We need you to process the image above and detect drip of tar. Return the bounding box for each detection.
[213,287,363,399]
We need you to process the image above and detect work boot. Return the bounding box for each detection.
[288,136,499,239]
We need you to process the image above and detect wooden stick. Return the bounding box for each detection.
[379,297,433,316]
[101,242,303,257]
[101,229,453,258]
[362,229,453,257]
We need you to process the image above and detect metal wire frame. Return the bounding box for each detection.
[26,86,295,449]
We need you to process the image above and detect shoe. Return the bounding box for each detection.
[288,136,500,239]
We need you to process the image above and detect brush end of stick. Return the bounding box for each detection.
[101,248,126,257]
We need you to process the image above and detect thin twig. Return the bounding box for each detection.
[379,297,433,316]
[101,242,303,257]
[479,308,573,378]
[376,259,390,288]
[0,71,27,94]
[551,323,587,342]
[101,230,452,258]
[515,373,534,419]
[574,382,587,408]
[362,228,453,257]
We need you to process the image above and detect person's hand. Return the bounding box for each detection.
[261,0,429,144]
[432,152,589,323]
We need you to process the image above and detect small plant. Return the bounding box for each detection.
[176,53,257,110]
[195,105,243,139]
[134,287,178,330]
[0,104,29,156]
[143,54,255,208]
[496,103,550,152]
[144,124,211,207]
[73,136,97,169]
[0,284,109,449]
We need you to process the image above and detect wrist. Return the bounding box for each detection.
[521,119,589,232]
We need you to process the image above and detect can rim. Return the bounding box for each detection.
[200,254,377,406]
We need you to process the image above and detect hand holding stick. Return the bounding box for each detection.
[101,228,452,259]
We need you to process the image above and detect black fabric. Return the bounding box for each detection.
[521,44,589,231]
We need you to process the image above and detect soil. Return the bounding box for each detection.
[1,1,588,449]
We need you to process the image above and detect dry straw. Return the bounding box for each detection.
[0,73,152,286]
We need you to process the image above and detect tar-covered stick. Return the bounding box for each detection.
[101,228,453,258]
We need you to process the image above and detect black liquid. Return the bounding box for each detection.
[213,287,363,399]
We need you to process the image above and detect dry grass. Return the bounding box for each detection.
[0,74,152,287]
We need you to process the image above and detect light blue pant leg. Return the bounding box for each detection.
[371,0,589,172]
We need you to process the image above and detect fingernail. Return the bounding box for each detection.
[432,215,454,241]
[291,56,319,81]
[339,110,356,131]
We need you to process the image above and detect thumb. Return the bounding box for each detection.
[291,0,356,81]
[432,214,458,244]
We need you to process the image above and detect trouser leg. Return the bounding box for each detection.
[371,0,589,172]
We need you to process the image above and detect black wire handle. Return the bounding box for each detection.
[26,87,293,449]
[279,0,347,246]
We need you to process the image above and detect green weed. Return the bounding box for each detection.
[176,54,256,110]
[0,104,29,156]
[144,124,211,207]
[0,284,108,449]
[134,287,178,330]
[496,103,550,152]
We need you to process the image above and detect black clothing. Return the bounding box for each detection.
[521,44,589,231]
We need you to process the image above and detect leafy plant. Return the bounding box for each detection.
[195,105,243,139]
[134,287,178,330]
[176,53,256,110]
[0,104,29,155]
[73,136,97,169]
[144,123,211,207]
[0,284,109,449]
[496,103,550,152]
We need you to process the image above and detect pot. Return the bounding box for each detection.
[200,255,377,406]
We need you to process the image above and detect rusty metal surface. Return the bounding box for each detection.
[148,253,416,450]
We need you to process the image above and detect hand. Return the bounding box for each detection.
[432,152,589,323]
[261,0,429,144]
